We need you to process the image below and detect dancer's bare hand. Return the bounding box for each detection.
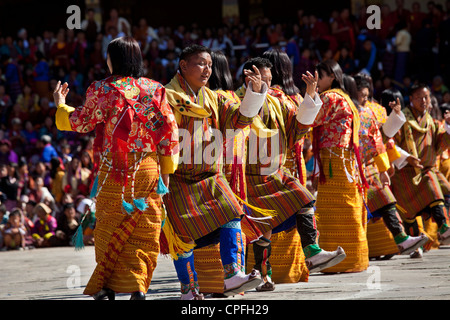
[244,65,263,93]
[380,171,391,187]
[406,156,423,169]
[302,71,319,99]
[389,98,402,115]
[53,81,70,106]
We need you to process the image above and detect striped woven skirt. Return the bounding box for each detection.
[366,218,399,258]
[194,232,247,295]
[315,148,369,273]
[365,163,397,214]
[245,167,316,234]
[163,172,244,242]
[84,152,162,296]
[390,167,450,221]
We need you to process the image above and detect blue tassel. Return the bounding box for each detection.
[122,199,135,214]
[90,175,99,199]
[156,175,169,195]
[72,225,85,251]
[133,197,148,211]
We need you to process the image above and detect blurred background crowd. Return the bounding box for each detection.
[1,0,450,250]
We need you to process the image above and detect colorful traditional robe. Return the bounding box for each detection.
[162,73,264,243]
[234,84,315,235]
[55,75,179,296]
[311,88,369,273]
[390,108,450,222]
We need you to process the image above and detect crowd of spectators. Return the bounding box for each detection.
[1,1,450,250]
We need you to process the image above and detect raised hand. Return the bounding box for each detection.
[302,71,318,99]
[389,98,402,115]
[53,81,70,107]
[244,65,263,93]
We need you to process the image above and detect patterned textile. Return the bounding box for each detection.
[163,74,253,242]
[270,87,307,184]
[235,85,310,176]
[366,218,399,258]
[366,100,388,125]
[357,104,387,165]
[234,85,314,233]
[315,148,369,273]
[390,107,450,219]
[69,75,178,157]
[312,89,368,189]
[365,162,397,214]
[312,90,354,149]
[194,243,226,294]
[245,167,315,234]
[391,167,450,220]
[84,152,162,295]
[246,228,309,284]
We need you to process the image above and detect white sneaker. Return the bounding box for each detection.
[223,269,262,297]
[306,246,346,273]
[397,234,428,255]
[438,227,450,245]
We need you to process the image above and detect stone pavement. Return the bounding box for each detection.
[1,244,450,301]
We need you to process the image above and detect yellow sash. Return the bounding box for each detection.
[165,75,219,124]
[235,85,281,138]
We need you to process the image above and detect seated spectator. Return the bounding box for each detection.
[0,163,20,212]
[49,202,78,247]
[31,202,56,248]
[2,208,27,250]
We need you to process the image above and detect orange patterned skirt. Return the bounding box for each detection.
[315,148,369,273]
[84,152,162,296]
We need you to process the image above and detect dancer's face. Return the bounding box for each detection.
[317,70,334,93]
[410,87,429,114]
[179,51,212,94]
[357,88,370,107]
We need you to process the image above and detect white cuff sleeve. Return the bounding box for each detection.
[382,111,406,138]
[392,145,410,170]
[296,93,323,125]
[239,82,268,118]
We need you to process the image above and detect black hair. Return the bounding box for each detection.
[178,44,211,72]
[409,83,430,97]
[262,49,300,96]
[316,59,346,91]
[209,51,234,91]
[63,202,75,211]
[9,208,22,217]
[107,36,144,78]
[343,74,359,106]
[380,88,405,114]
[354,73,374,99]
[353,74,371,92]
[243,57,272,73]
